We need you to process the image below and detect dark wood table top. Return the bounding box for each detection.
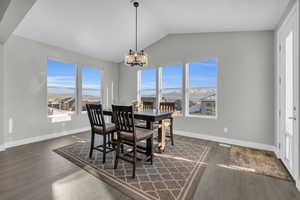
[103,109,176,122]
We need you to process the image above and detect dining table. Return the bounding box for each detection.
[102,108,176,152]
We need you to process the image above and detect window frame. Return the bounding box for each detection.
[185,61,218,119]
[80,66,104,114]
[46,58,78,122]
[160,64,184,114]
[46,57,104,122]
[138,60,218,119]
[138,67,157,107]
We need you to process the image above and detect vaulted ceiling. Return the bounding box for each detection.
[0,0,37,43]
[0,0,11,22]
[14,0,290,63]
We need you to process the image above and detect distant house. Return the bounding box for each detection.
[201,99,216,116]
[189,94,216,116]
[81,99,101,111]
[189,103,202,114]
[61,97,75,111]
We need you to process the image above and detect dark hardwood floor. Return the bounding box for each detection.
[0,132,299,200]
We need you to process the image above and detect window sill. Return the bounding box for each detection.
[48,114,73,123]
[184,114,218,120]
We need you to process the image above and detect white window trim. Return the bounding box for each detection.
[138,60,218,119]
[186,61,218,119]
[46,58,77,123]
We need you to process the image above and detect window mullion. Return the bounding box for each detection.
[183,63,188,116]
[137,70,141,101]
[77,65,82,114]
[156,67,161,110]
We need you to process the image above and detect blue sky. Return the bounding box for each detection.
[189,60,217,87]
[141,60,217,89]
[47,60,101,96]
[47,60,76,88]
[48,59,216,96]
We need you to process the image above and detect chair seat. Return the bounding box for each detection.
[94,123,116,134]
[134,119,147,127]
[119,128,153,142]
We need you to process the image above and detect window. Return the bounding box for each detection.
[81,67,102,111]
[161,64,183,112]
[47,59,103,122]
[138,60,217,118]
[47,60,76,117]
[140,68,156,105]
[188,60,217,117]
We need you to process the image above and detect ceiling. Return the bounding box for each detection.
[0,0,11,23]
[0,0,37,43]
[14,0,290,63]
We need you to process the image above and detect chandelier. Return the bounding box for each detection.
[124,1,148,67]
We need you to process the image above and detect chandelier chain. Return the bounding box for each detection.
[135,3,138,51]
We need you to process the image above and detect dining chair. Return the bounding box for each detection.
[86,104,116,163]
[135,101,154,129]
[112,105,153,178]
[159,102,175,145]
[143,101,154,110]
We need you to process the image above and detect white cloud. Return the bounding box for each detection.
[47,76,75,87]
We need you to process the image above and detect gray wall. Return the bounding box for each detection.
[3,35,119,143]
[119,31,275,145]
[0,43,3,146]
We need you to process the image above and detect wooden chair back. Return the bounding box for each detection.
[143,101,154,110]
[160,102,176,112]
[112,105,135,138]
[86,104,106,130]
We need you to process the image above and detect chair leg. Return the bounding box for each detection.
[109,133,112,147]
[170,118,174,146]
[121,144,124,153]
[150,136,153,165]
[114,139,120,169]
[132,144,136,178]
[103,134,106,163]
[146,137,153,164]
[112,132,116,149]
[108,133,112,147]
[89,132,95,158]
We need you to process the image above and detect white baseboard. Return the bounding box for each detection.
[2,128,275,153]
[175,130,275,152]
[274,148,281,159]
[4,127,91,150]
[296,180,300,192]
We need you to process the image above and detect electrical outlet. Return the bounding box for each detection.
[224,127,228,133]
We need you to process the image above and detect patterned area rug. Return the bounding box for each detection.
[230,146,292,181]
[54,137,211,200]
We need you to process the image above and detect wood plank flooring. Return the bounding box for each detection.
[0,132,299,200]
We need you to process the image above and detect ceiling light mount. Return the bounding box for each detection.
[124,1,148,67]
[133,1,139,8]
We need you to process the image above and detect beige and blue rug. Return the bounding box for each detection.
[54,136,211,200]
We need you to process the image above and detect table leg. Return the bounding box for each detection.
[146,121,153,129]
[146,137,151,158]
[158,120,166,152]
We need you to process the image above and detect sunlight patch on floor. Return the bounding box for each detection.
[71,135,88,143]
[156,153,208,166]
[217,164,256,172]
[51,171,115,200]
